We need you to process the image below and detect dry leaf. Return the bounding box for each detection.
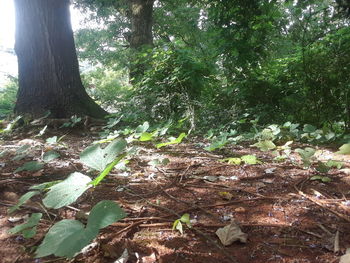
[234,207,246,213]
[340,248,350,263]
[114,248,129,263]
[215,221,248,246]
[218,191,233,200]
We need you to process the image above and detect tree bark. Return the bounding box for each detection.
[14,0,108,118]
[128,0,154,82]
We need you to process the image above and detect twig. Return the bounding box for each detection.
[297,190,350,223]
[0,201,57,217]
[125,188,239,263]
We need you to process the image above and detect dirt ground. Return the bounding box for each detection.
[0,127,350,263]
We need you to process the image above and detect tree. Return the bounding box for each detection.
[14,0,107,118]
[128,0,155,81]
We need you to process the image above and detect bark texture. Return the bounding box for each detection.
[14,0,107,118]
[129,0,154,82]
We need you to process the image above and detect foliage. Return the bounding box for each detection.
[0,77,18,118]
[36,201,126,258]
[8,213,42,239]
[173,213,191,235]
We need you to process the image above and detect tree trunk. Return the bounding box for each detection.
[129,0,154,82]
[14,0,108,118]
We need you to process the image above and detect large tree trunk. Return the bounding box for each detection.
[129,0,154,82]
[14,0,107,118]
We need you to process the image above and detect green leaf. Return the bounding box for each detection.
[139,132,154,141]
[35,219,86,258]
[295,147,316,167]
[8,213,42,238]
[54,228,98,258]
[90,154,126,186]
[156,133,186,148]
[310,175,331,183]
[12,154,27,161]
[336,143,350,155]
[315,162,331,174]
[46,136,58,144]
[326,160,343,169]
[86,200,126,230]
[43,150,60,162]
[135,121,149,134]
[172,219,183,234]
[16,144,31,154]
[36,200,125,258]
[241,155,261,165]
[252,140,276,151]
[8,191,40,214]
[180,213,191,227]
[43,172,92,209]
[303,124,317,133]
[14,161,44,173]
[30,180,61,191]
[80,139,127,171]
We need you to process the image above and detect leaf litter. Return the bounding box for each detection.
[0,129,350,263]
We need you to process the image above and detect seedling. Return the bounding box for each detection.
[173,213,191,235]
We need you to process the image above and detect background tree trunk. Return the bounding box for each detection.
[14,0,107,118]
[129,0,154,82]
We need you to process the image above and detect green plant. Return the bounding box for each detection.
[8,138,128,259]
[60,115,82,128]
[173,213,191,235]
[295,148,316,168]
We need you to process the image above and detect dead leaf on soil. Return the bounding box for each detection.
[234,207,246,213]
[215,221,248,246]
[340,248,350,263]
[114,248,129,263]
[218,191,233,200]
[340,169,350,175]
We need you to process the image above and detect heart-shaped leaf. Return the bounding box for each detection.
[15,161,44,173]
[80,139,127,171]
[43,172,91,209]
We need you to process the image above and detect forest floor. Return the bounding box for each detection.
[0,126,350,263]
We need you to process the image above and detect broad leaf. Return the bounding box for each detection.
[54,228,98,258]
[14,161,44,173]
[35,219,86,258]
[86,200,126,230]
[80,139,127,171]
[43,150,60,162]
[43,172,91,209]
[215,221,247,246]
[36,200,126,258]
[252,140,276,151]
[139,132,154,141]
[8,191,40,214]
[46,136,58,144]
[16,144,31,154]
[241,155,261,165]
[310,175,331,183]
[156,133,186,148]
[135,121,149,134]
[336,143,350,155]
[8,213,42,238]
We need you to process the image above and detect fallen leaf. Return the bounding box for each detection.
[340,248,350,263]
[203,176,218,182]
[340,169,350,175]
[215,221,248,246]
[234,207,246,213]
[218,191,233,200]
[114,248,129,263]
[264,168,276,174]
